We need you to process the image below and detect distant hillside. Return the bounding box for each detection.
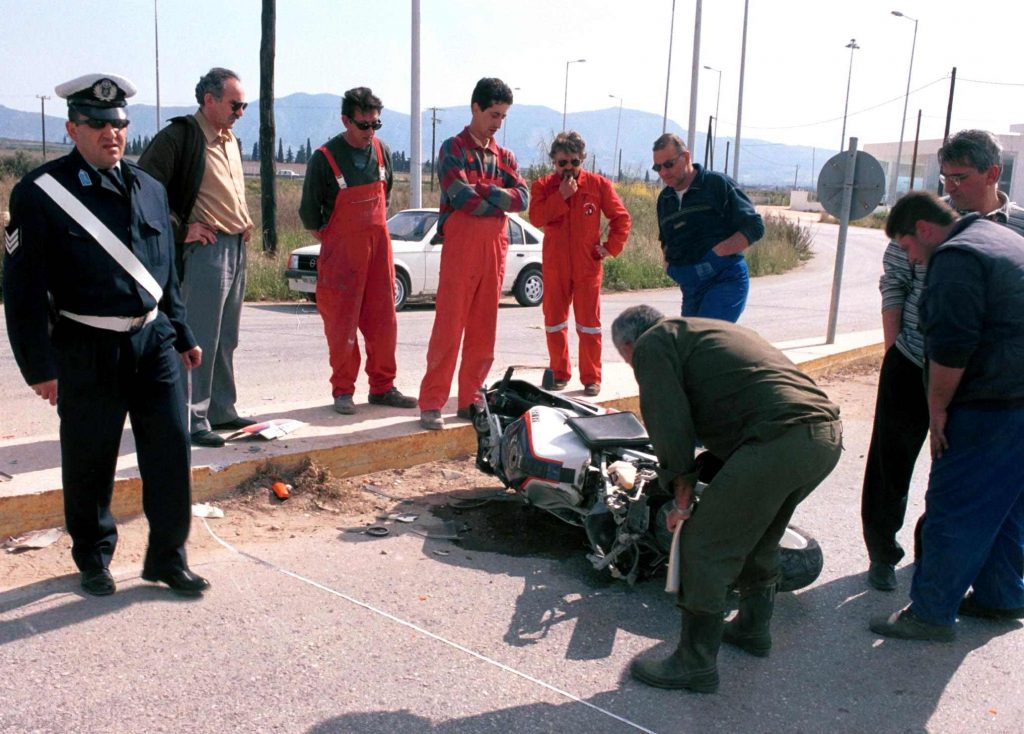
[0,94,834,187]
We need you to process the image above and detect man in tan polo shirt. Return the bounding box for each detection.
[140,67,254,447]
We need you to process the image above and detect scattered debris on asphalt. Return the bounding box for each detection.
[4,527,63,553]
[191,503,225,519]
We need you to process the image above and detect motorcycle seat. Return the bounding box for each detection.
[566,412,650,449]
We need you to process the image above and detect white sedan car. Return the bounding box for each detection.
[286,208,544,310]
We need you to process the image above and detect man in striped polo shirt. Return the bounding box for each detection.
[861,129,1024,592]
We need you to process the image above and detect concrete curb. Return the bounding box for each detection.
[0,338,883,537]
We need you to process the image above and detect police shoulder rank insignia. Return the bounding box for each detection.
[5,228,20,255]
[79,170,92,187]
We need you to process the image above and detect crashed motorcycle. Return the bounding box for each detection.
[470,367,823,593]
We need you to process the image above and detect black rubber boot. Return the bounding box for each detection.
[723,584,775,657]
[630,610,724,693]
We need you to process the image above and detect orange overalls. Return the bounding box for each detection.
[418,208,508,412]
[529,170,631,385]
[314,138,398,398]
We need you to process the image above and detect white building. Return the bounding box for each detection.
[864,124,1024,205]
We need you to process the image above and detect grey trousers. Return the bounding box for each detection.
[180,232,246,433]
[678,420,843,613]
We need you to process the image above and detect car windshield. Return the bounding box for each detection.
[388,211,438,241]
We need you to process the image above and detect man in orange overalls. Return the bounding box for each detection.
[530,131,631,396]
[418,78,529,430]
[300,87,416,414]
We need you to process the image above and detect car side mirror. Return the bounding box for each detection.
[430,232,443,245]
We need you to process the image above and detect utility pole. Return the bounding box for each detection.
[686,0,702,152]
[662,0,676,134]
[938,67,956,196]
[428,107,442,192]
[732,0,749,181]
[154,0,161,128]
[36,95,50,161]
[259,0,278,254]
[909,109,921,190]
[410,0,422,208]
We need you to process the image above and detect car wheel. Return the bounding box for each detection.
[513,266,543,307]
[394,269,410,312]
[776,525,824,592]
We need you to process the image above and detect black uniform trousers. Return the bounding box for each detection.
[54,316,192,575]
[860,345,930,565]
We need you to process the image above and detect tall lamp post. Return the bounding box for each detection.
[502,87,521,147]
[840,38,859,151]
[609,93,623,181]
[703,65,721,170]
[562,58,586,131]
[888,10,918,204]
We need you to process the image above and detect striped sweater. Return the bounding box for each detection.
[436,127,528,236]
[879,192,1024,368]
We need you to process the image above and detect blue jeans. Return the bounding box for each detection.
[667,251,749,322]
[909,407,1024,625]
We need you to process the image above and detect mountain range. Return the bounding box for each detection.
[0,93,835,187]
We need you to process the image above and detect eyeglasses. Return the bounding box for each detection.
[230,101,249,113]
[555,158,581,168]
[351,119,383,131]
[939,172,971,186]
[77,118,130,130]
[652,157,680,172]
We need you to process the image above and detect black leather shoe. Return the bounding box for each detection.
[81,568,116,596]
[191,430,226,448]
[211,417,258,430]
[867,562,897,591]
[141,568,210,597]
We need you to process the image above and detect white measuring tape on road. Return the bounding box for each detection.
[200,518,661,734]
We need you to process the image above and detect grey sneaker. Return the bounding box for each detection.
[870,607,954,642]
[583,383,601,397]
[420,410,444,430]
[368,387,417,409]
[333,394,356,415]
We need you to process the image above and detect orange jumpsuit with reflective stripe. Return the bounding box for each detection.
[529,170,631,386]
[314,138,398,397]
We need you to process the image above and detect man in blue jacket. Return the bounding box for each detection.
[652,133,764,321]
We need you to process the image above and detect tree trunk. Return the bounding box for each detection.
[259,0,277,254]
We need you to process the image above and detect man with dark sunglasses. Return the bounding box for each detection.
[299,86,416,415]
[4,73,210,597]
[529,131,631,396]
[652,133,763,322]
[140,67,255,448]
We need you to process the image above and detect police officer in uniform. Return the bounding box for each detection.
[3,73,210,597]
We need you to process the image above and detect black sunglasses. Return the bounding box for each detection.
[78,118,130,130]
[351,119,383,131]
[652,157,680,172]
[230,101,249,113]
[556,158,581,168]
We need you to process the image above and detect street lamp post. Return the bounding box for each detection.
[503,86,521,147]
[562,59,585,131]
[703,65,721,170]
[609,93,623,181]
[888,10,918,204]
[36,94,49,161]
[840,38,859,151]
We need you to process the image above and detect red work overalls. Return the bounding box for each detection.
[314,138,398,398]
[418,206,509,412]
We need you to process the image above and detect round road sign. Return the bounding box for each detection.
[816,150,886,220]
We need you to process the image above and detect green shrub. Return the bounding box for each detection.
[745,214,814,276]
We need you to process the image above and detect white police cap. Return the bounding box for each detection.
[55,73,137,121]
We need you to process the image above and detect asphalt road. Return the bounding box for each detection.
[2,370,1022,733]
[0,218,887,439]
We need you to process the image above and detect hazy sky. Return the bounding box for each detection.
[2,0,1021,154]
